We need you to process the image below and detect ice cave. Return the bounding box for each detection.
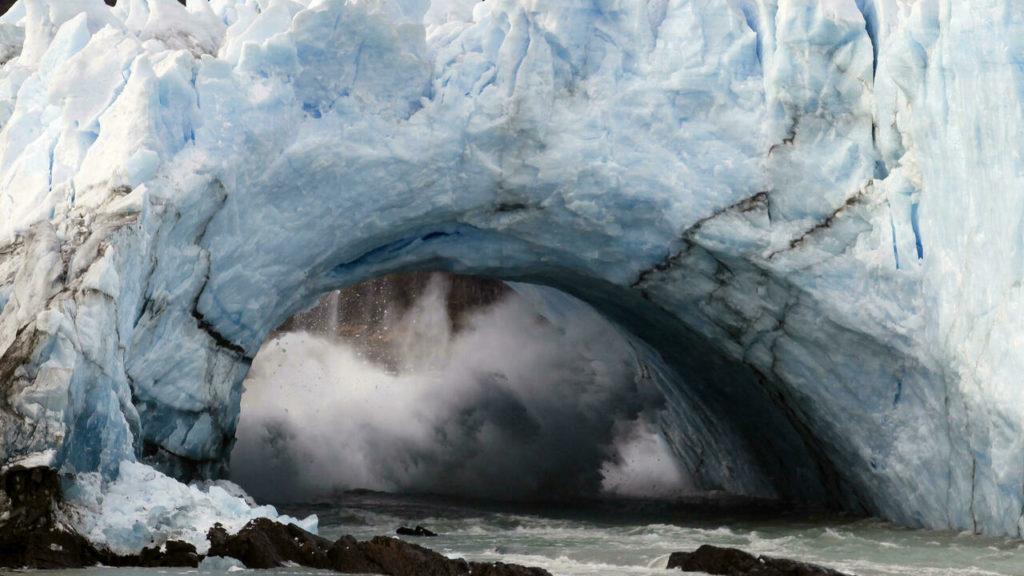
[1,0,1024,567]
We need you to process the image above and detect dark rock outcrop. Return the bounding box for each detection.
[338,535,553,576]
[103,540,201,568]
[210,518,551,576]
[3,465,62,523]
[329,535,384,573]
[207,518,333,568]
[160,540,202,566]
[355,535,468,576]
[397,525,437,537]
[0,466,101,569]
[0,526,101,569]
[667,545,851,576]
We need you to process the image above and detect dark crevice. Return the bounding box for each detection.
[768,189,868,259]
[768,116,799,156]
[190,266,249,359]
[970,457,979,534]
[910,201,924,259]
[1018,479,1024,537]
[184,180,246,357]
[494,201,530,213]
[328,228,466,281]
[854,0,880,76]
[631,239,693,293]
[190,306,249,358]
[942,379,955,527]
[631,191,769,289]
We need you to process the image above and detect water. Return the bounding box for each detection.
[27,493,1024,576]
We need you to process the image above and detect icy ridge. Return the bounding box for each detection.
[0,0,1020,545]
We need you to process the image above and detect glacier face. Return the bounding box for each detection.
[0,0,1022,539]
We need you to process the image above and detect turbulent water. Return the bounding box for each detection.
[39,493,1024,576]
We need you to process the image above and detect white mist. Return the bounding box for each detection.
[230,275,688,502]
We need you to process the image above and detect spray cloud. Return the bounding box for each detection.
[230,274,689,502]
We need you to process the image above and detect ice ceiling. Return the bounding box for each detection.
[0,0,1022,538]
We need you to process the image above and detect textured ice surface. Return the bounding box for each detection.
[0,0,1021,542]
[64,460,317,555]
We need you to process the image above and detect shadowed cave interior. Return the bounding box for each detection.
[228,272,697,504]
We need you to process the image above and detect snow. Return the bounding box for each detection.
[0,0,1020,543]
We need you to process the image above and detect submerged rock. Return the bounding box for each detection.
[467,561,553,576]
[667,545,851,576]
[397,525,438,537]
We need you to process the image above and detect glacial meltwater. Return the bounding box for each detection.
[33,492,1024,576]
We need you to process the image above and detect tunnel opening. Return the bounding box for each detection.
[228,271,694,504]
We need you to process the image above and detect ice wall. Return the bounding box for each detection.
[0,0,1021,539]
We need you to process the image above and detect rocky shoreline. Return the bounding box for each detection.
[0,466,851,576]
[0,466,550,574]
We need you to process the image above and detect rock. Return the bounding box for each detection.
[208,518,551,576]
[358,535,468,576]
[468,561,553,576]
[200,555,246,571]
[0,471,553,576]
[207,522,230,552]
[0,527,101,569]
[397,525,438,537]
[668,546,758,573]
[0,466,101,569]
[356,537,553,576]
[667,545,851,576]
[207,518,333,569]
[162,539,202,566]
[137,540,200,567]
[329,535,384,573]
[96,539,201,568]
[2,465,61,526]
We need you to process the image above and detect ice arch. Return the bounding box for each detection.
[0,0,1023,537]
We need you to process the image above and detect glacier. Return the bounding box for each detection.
[0,0,1022,547]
